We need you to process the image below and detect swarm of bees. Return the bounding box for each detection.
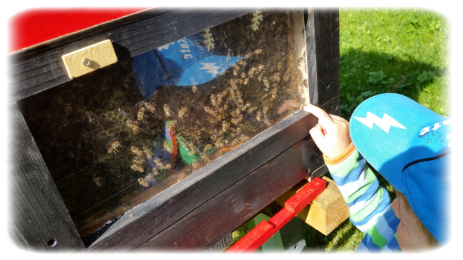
[19,10,305,229]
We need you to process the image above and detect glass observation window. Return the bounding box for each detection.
[18,9,309,241]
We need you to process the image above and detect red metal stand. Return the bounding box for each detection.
[226,177,326,252]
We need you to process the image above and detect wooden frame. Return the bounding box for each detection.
[9,8,339,251]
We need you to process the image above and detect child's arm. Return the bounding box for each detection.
[304,105,391,232]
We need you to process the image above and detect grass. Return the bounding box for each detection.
[226,8,449,253]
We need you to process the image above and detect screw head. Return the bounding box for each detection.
[82,58,92,67]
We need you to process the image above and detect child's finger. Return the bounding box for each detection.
[309,123,326,146]
[304,105,335,130]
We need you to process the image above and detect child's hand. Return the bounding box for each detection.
[304,105,352,159]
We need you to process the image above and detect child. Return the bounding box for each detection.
[304,93,450,251]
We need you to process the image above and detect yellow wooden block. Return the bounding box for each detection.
[275,176,349,236]
[61,39,118,79]
[264,0,282,5]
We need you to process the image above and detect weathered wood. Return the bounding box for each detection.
[9,103,85,251]
[275,176,349,236]
[9,8,255,102]
[307,0,339,107]
[88,108,319,250]
[134,138,311,250]
[205,233,233,252]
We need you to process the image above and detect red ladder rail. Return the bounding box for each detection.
[226,177,326,252]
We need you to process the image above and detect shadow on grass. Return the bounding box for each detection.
[339,47,446,119]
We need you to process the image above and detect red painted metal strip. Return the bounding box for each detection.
[227,177,326,252]
[0,0,176,55]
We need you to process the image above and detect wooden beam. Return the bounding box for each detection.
[275,176,349,236]
[9,8,255,102]
[9,103,85,251]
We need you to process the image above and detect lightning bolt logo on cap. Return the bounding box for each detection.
[353,112,406,133]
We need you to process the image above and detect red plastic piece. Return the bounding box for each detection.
[9,8,148,52]
[227,177,326,252]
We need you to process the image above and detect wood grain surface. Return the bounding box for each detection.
[9,103,85,251]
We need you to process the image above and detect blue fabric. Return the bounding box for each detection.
[132,32,244,100]
[349,93,450,245]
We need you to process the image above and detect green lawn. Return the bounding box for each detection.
[228,8,450,252]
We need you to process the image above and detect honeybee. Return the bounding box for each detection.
[244,78,249,85]
[238,60,247,67]
[258,74,263,82]
[128,118,140,135]
[137,107,146,121]
[153,157,164,168]
[229,88,236,100]
[241,72,246,78]
[222,121,230,132]
[231,114,243,125]
[211,93,218,105]
[282,74,291,82]
[254,49,263,55]
[236,79,243,85]
[152,168,160,176]
[132,156,145,165]
[263,77,270,88]
[178,107,188,120]
[301,78,308,87]
[248,106,258,113]
[231,138,240,147]
[131,164,144,172]
[192,85,198,93]
[297,56,305,66]
[230,78,236,86]
[107,141,121,154]
[163,104,171,118]
[144,102,155,113]
[138,178,149,187]
[164,163,172,170]
[245,52,253,59]
[131,146,143,157]
[277,61,284,72]
[169,120,177,131]
[230,109,241,118]
[214,136,224,148]
[239,135,250,142]
[264,119,272,127]
[257,64,265,72]
[242,102,251,111]
[203,144,213,153]
[262,101,269,114]
[142,146,153,159]
[248,67,257,78]
[233,69,239,77]
[256,111,262,121]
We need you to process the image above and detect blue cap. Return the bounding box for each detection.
[132,32,244,100]
[349,93,451,245]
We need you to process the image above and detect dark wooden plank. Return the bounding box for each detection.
[9,8,255,102]
[88,108,318,250]
[311,0,339,105]
[205,233,233,252]
[131,101,336,251]
[8,103,85,251]
[122,135,314,260]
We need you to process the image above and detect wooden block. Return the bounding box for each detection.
[62,39,118,79]
[263,0,281,5]
[275,176,349,236]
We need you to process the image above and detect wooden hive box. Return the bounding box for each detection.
[8,8,340,251]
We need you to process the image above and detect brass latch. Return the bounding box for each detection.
[62,39,118,79]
